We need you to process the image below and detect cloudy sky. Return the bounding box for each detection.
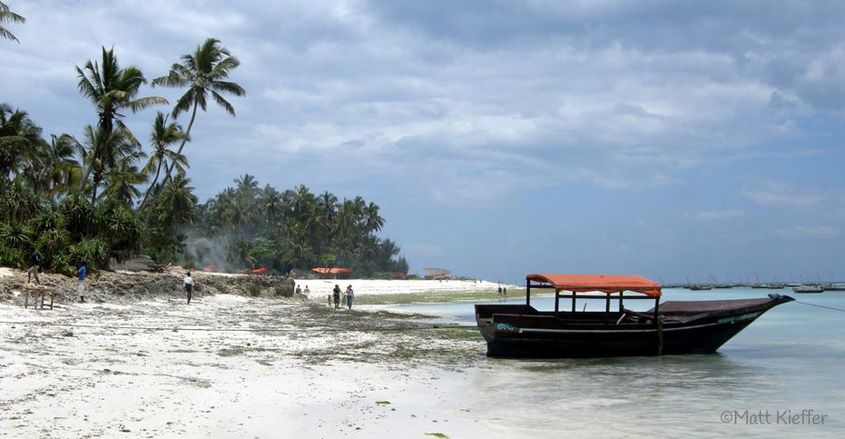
[2,0,844,283]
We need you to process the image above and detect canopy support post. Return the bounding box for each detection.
[655,297,663,355]
[525,279,531,306]
[571,292,576,312]
[554,289,559,314]
[619,292,624,312]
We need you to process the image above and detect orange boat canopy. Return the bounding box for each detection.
[312,267,353,274]
[526,273,662,297]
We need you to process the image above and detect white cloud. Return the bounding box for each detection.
[741,181,825,207]
[690,210,745,221]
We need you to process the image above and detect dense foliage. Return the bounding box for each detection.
[193,175,408,276]
[0,35,407,276]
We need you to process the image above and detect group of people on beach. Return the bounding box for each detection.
[329,284,355,310]
[294,283,355,310]
[25,250,88,303]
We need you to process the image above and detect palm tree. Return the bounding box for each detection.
[28,134,81,199]
[364,201,384,233]
[103,148,147,207]
[260,185,283,226]
[67,124,137,203]
[156,175,197,229]
[153,38,245,184]
[76,48,166,198]
[234,174,259,197]
[0,1,24,43]
[0,104,45,180]
[139,112,187,208]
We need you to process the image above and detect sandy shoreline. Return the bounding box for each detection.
[0,268,529,438]
[0,287,495,438]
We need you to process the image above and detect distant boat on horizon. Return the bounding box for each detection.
[793,285,824,294]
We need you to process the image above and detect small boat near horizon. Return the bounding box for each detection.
[475,273,793,358]
[793,285,825,294]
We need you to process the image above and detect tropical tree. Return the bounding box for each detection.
[76,47,166,199]
[102,148,147,207]
[66,124,137,203]
[139,112,187,208]
[0,1,24,43]
[152,38,245,184]
[39,135,83,198]
[0,104,46,180]
[156,175,197,229]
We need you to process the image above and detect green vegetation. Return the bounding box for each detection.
[0,33,407,276]
[193,175,408,275]
[0,1,24,43]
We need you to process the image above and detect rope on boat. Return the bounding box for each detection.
[793,300,845,314]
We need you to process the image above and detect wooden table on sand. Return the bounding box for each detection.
[24,285,55,310]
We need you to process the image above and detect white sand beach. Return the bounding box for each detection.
[0,293,499,438]
[293,278,510,297]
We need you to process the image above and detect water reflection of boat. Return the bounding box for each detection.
[792,285,824,294]
[475,273,793,358]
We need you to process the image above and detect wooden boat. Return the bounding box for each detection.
[475,274,793,358]
[792,285,824,294]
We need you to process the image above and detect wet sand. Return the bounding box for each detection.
[0,294,489,438]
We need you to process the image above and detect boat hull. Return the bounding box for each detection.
[476,296,793,358]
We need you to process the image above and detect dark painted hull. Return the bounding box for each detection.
[475,296,793,358]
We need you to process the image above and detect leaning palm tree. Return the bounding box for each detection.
[139,112,187,208]
[76,47,167,198]
[0,1,25,43]
[152,38,245,184]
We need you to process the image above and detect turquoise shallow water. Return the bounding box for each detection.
[400,289,845,438]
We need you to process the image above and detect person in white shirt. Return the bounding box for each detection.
[184,272,194,304]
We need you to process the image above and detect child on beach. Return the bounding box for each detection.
[327,294,332,307]
[333,285,341,309]
[184,272,194,304]
[345,285,354,310]
[303,285,310,296]
[295,284,302,295]
[77,263,87,302]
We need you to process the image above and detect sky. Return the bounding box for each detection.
[2,0,844,283]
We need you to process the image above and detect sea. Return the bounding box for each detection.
[397,288,845,438]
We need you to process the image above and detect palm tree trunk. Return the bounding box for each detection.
[161,102,198,187]
[91,169,101,204]
[138,158,164,209]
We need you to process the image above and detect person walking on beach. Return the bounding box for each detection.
[27,251,41,284]
[303,285,310,296]
[327,293,332,307]
[77,263,87,302]
[332,284,341,309]
[345,285,354,310]
[295,284,302,295]
[184,271,194,304]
